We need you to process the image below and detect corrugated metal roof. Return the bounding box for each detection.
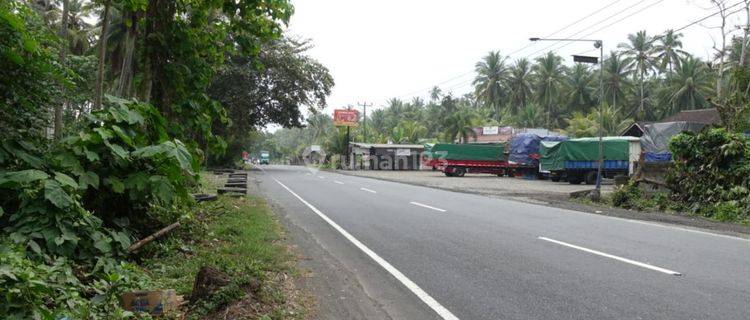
[661,108,720,124]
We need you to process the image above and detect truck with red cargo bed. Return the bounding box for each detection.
[426,143,508,177]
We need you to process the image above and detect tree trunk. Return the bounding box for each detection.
[116,10,137,98]
[740,1,750,67]
[93,0,112,110]
[639,68,645,120]
[144,0,177,114]
[55,0,69,138]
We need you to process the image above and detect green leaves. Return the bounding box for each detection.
[0,170,48,187]
[54,172,78,189]
[79,171,100,189]
[105,177,125,193]
[44,180,73,209]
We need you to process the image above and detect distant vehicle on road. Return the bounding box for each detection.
[260,151,270,165]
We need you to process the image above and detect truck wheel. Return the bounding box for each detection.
[454,167,466,177]
[585,171,598,185]
[551,175,561,182]
[568,173,583,184]
[444,172,453,177]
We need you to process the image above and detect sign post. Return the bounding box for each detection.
[333,109,359,169]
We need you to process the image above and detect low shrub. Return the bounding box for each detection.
[668,128,750,221]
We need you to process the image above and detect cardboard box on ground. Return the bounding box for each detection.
[121,289,183,316]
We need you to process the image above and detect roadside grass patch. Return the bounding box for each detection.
[143,194,302,319]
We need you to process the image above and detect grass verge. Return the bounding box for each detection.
[142,173,305,319]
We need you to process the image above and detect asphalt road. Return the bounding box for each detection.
[254,165,750,320]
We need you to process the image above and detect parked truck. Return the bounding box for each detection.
[508,134,567,178]
[430,143,507,177]
[541,137,641,184]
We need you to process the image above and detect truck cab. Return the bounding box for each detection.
[259,151,270,165]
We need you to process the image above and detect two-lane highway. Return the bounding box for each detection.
[255,165,750,320]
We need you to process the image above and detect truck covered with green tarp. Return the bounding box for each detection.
[428,143,508,177]
[430,143,504,161]
[539,140,565,173]
[543,137,641,184]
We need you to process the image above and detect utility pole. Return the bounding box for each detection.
[530,37,605,200]
[358,102,372,143]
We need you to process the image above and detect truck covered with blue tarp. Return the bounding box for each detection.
[508,134,567,179]
[508,133,542,166]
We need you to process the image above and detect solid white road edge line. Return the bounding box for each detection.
[360,187,377,193]
[273,178,459,320]
[410,201,447,212]
[538,236,682,276]
[334,180,344,185]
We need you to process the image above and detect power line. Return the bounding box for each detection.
[506,0,623,57]
[390,0,626,100]
[390,0,748,102]
[521,0,653,60]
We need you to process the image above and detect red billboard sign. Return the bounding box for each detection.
[333,109,359,127]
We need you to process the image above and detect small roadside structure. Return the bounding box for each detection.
[620,108,720,137]
[347,142,425,170]
[661,108,721,124]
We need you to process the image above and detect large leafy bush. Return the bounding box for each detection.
[668,128,750,220]
[0,97,197,317]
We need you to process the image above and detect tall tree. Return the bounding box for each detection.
[429,86,442,102]
[602,51,631,111]
[507,58,533,114]
[443,107,478,143]
[473,51,509,122]
[532,51,566,128]
[565,63,596,113]
[619,30,655,120]
[660,55,713,114]
[55,0,70,137]
[93,0,112,110]
[653,29,686,75]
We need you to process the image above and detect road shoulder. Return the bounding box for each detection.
[248,169,438,320]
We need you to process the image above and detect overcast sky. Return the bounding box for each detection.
[283,0,746,125]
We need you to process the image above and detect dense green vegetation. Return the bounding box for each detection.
[1,0,328,317]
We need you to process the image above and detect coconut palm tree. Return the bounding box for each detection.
[443,108,478,143]
[473,51,509,122]
[306,113,332,144]
[619,30,656,120]
[660,55,713,115]
[532,52,566,128]
[565,63,596,113]
[516,103,545,128]
[507,58,533,114]
[429,86,442,102]
[602,51,631,110]
[593,104,632,136]
[565,112,598,138]
[392,120,428,143]
[653,29,687,75]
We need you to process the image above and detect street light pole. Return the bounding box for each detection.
[594,40,604,200]
[529,37,605,200]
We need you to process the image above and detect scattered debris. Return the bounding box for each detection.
[128,222,181,253]
[121,289,183,316]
